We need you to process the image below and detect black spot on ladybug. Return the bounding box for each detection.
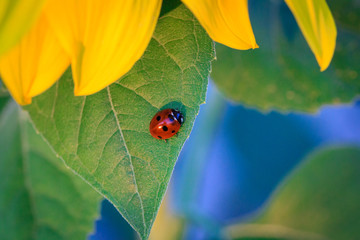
[158,136,162,139]
[172,130,175,133]
[156,116,161,121]
[162,126,168,131]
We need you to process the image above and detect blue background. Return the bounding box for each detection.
[90,82,360,240]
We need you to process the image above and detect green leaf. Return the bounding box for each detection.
[0,101,101,240]
[211,1,360,112]
[0,78,10,111]
[25,3,214,239]
[0,95,10,113]
[226,147,360,240]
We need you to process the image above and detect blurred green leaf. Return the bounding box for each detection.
[226,146,360,240]
[0,95,10,113]
[25,3,214,239]
[0,101,101,240]
[211,0,360,112]
[329,0,360,32]
[0,79,10,113]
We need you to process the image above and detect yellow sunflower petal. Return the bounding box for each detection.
[44,0,162,96]
[285,0,337,71]
[182,0,258,50]
[0,14,70,105]
[0,0,47,56]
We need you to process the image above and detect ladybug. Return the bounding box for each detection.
[149,108,184,140]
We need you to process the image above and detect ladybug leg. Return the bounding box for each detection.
[164,139,168,143]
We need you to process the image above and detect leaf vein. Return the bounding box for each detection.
[106,86,146,233]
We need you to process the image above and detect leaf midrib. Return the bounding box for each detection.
[106,86,146,233]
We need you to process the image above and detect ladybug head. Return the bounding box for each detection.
[171,109,184,125]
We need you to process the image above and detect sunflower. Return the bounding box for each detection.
[0,0,336,105]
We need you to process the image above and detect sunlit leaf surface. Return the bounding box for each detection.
[26,3,214,239]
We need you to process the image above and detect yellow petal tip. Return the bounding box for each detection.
[73,88,86,97]
[18,96,32,106]
[73,85,97,97]
[252,43,259,49]
[320,64,328,72]
[285,0,336,73]
[317,54,333,72]
[183,0,257,51]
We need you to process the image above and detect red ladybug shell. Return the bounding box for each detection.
[149,108,184,140]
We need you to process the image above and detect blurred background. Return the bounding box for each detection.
[90,82,360,240]
[90,0,360,239]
